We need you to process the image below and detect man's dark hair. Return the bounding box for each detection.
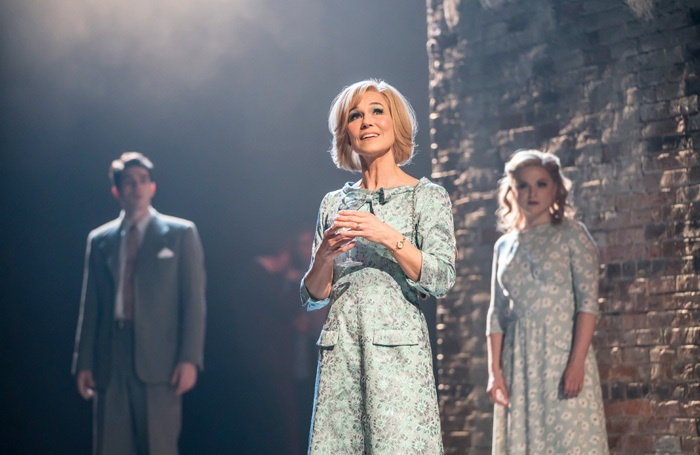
[109,152,154,188]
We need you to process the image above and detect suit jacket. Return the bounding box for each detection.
[72,210,206,386]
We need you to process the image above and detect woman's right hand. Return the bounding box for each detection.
[313,222,355,265]
[304,222,354,301]
[487,369,510,407]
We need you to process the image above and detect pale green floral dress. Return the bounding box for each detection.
[301,177,456,455]
[487,219,609,455]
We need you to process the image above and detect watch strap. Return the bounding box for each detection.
[390,237,407,254]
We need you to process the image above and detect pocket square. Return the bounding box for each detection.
[157,247,175,259]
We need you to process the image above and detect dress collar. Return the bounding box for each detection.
[340,177,427,207]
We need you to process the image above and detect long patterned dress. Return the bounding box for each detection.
[486,219,609,455]
[301,177,456,455]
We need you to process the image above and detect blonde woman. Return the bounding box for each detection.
[486,150,609,455]
[301,79,455,454]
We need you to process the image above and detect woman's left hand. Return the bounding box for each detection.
[333,210,399,248]
[562,360,585,398]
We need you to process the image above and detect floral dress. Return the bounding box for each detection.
[301,177,456,455]
[486,219,609,455]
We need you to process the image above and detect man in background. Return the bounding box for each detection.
[72,152,206,455]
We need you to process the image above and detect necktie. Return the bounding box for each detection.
[122,224,139,320]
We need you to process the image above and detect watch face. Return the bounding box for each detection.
[397,240,404,248]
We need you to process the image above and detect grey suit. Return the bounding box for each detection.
[73,210,206,454]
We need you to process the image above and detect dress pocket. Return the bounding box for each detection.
[316,329,338,348]
[372,329,420,347]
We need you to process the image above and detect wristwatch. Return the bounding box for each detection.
[390,237,406,254]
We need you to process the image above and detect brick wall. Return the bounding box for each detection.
[426,0,700,453]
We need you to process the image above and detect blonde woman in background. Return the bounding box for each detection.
[486,150,609,455]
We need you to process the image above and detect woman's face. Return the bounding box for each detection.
[346,91,395,159]
[512,165,558,229]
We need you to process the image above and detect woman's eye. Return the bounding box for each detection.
[538,181,548,188]
[373,107,384,115]
[516,183,528,190]
[349,112,361,121]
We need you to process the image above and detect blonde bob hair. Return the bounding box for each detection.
[496,149,573,233]
[328,79,417,171]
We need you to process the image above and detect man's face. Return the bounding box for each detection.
[114,166,155,213]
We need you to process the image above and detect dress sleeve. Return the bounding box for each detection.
[300,192,332,310]
[486,238,508,336]
[568,221,600,316]
[406,184,456,298]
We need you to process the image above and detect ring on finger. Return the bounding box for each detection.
[355,223,361,230]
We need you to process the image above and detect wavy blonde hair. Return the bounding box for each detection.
[328,79,416,171]
[496,150,573,233]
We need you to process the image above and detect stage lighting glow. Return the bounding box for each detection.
[8,0,325,92]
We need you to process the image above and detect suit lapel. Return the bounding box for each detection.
[101,223,122,287]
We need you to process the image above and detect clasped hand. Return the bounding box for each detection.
[314,210,396,264]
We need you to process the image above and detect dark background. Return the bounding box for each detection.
[0,1,433,453]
